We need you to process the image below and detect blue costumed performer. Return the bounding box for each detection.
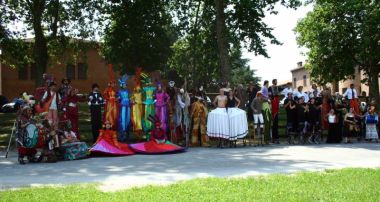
[117,74,131,142]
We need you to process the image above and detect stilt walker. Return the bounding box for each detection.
[131,68,144,140]
[103,64,119,130]
[117,74,131,142]
[155,82,170,132]
[141,74,156,138]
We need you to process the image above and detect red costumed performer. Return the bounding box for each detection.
[62,88,86,140]
[103,64,119,130]
[89,121,135,156]
[129,116,185,154]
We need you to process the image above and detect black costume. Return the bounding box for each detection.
[88,91,104,142]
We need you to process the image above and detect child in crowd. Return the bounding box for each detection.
[365,106,378,142]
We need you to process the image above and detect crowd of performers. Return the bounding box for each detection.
[12,67,380,164]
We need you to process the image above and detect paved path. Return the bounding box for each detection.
[1,144,380,191]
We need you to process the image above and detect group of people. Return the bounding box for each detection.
[12,67,380,164]
[248,80,379,145]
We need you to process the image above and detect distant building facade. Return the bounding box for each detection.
[290,61,373,95]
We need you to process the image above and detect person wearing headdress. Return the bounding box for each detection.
[131,68,144,140]
[155,82,170,132]
[41,82,61,130]
[89,121,135,156]
[88,83,104,142]
[58,78,72,100]
[142,76,156,134]
[129,115,184,154]
[190,95,209,147]
[117,74,131,142]
[103,64,119,130]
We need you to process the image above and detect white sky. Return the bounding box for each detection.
[243,3,313,84]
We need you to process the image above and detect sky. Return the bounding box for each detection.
[243,3,313,84]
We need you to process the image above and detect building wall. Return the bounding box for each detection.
[290,64,378,96]
[1,48,164,99]
[291,68,313,92]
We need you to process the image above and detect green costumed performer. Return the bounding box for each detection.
[141,73,156,138]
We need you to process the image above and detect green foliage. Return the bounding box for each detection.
[0,0,106,85]
[1,168,380,201]
[101,1,177,74]
[296,0,380,99]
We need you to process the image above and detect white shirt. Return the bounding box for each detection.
[281,87,293,96]
[343,88,358,99]
[293,91,309,103]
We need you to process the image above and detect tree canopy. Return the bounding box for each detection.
[296,0,380,102]
[0,0,105,86]
[101,1,177,74]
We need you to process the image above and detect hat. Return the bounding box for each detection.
[61,78,71,84]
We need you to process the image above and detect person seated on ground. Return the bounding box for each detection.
[251,91,264,134]
[227,90,241,108]
[60,125,78,145]
[365,106,379,143]
[213,89,227,108]
[344,108,358,144]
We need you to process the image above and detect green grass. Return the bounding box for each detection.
[1,168,379,202]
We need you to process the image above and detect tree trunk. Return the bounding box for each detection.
[31,0,48,87]
[214,0,231,82]
[367,65,380,108]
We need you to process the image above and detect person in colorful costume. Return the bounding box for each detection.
[41,82,61,130]
[103,64,119,130]
[129,116,185,154]
[190,95,209,147]
[131,68,144,140]
[155,83,170,132]
[117,74,131,142]
[62,88,85,140]
[142,77,156,134]
[90,121,135,156]
[58,78,72,100]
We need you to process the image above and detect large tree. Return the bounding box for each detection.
[1,1,105,86]
[101,0,177,74]
[296,0,380,104]
[173,0,301,82]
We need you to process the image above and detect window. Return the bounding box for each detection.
[77,63,87,80]
[66,64,75,80]
[293,78,297,88]
[303,75,307,86]
[18,66,28,80]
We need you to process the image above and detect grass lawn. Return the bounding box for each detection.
[1,168,379,202]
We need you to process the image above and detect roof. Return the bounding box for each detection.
[290,66,306,72]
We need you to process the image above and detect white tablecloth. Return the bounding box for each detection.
[207,108,248,140]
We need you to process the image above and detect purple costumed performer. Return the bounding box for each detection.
[155,83,170,131]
